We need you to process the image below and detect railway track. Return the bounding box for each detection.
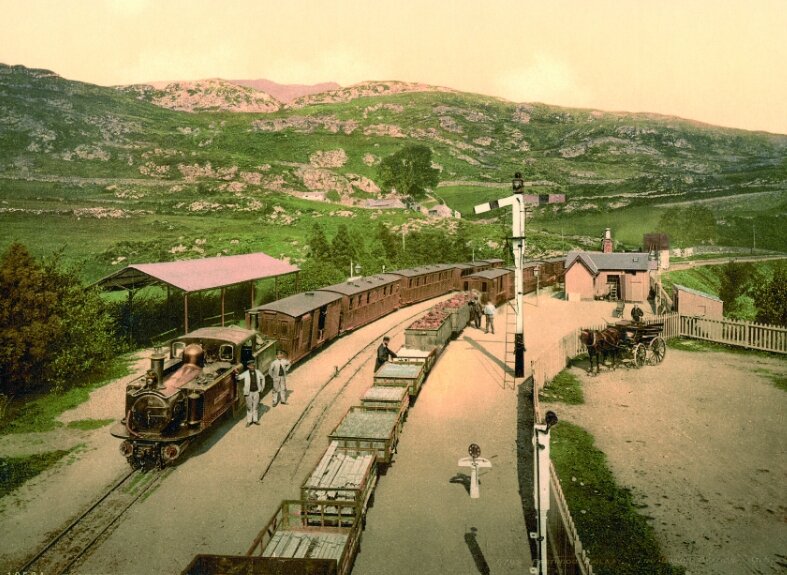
[16,468,168,575]
[259,301,444,482]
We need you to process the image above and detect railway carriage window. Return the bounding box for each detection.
[366,292,370,304]
[482,282,488,292]
[219,344,234,362]
[172,342,186,358]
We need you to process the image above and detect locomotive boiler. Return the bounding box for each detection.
[111,326,277,469]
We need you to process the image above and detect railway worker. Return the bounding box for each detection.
[483,301,496,334]
[468,298,479,328]
[239,360,264,427]
[473,298,483,329]
[375,336,397,371]
[631,304,644,323]
[269,350,291,406]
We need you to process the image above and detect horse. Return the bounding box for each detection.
[579,328,621,373]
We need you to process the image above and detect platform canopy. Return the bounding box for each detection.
[95,252,300,333]
[96,252,299,293]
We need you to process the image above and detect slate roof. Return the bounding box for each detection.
[251,291,342,318]
[673,284,723,302]
[564,251,650,274]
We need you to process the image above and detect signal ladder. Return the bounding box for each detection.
[502,302,519,390]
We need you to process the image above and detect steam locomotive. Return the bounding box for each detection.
[110,327,277,469]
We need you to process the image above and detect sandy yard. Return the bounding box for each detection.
[0,289,784,575]
[547,351,787,575]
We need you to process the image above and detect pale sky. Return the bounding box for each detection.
[3,0,786,134]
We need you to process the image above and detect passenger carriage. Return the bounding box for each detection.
[466,268,514,307]
[247,291,342,364]
[318,274,401,332]
[453,261,493,291]
[388,264,457,306]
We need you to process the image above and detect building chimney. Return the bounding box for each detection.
[601,228,614,253]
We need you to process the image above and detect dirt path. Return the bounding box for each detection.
[547,352,787,575]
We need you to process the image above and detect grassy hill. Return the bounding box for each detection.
[1,63,785,281]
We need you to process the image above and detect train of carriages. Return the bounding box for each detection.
[181,291,476,574]
[112,257,564,469]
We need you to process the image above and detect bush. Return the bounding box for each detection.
[0,243,117,396]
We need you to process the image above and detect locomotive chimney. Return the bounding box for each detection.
[246,310,259,330]
[150,349,166,387]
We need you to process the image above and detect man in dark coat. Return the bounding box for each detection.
[631,304,644,323]
[375,336,397,371]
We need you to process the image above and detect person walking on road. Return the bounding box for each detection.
[375,336,397,371]
[269,350,291,406]
[238,360,264,426]
[483,301,496,334]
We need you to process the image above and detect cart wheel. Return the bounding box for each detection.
[649,336,666,365]
[633,344,647,368]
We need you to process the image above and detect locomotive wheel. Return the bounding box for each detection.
[649,336,666,365]
[632,344,647,368]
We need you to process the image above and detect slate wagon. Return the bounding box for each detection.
[328,406,402,464]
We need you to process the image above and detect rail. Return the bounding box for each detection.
[16,469,166,575]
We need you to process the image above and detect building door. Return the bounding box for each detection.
[606,276,621,300]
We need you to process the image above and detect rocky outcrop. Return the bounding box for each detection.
[118,79,281,113]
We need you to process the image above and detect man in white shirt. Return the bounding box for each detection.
[237,360,264,427]
[483,301,496,334]
[269,350,291,406]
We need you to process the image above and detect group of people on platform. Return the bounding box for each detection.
[237,350,291,427]
[468,296,497,334]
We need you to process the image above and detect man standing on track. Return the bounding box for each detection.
[238,360,264,427]
[375,336,397,371]
[269,350,291,406]
[483,300,496,334]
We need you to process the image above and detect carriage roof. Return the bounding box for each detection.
[319,274,402,296]
[469,268,512,280]
[251,291,342,318]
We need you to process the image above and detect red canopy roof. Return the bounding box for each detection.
[96,253,299,293]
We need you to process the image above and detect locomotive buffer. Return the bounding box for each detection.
[473,175,565,378]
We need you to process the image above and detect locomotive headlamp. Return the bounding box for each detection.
[120,441,134,457]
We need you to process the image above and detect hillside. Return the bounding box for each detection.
[0,62,785,280]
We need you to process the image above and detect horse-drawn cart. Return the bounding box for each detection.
[613,321,666,367]
[580,321,666,373]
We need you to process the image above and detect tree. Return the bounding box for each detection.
[718,261,755,316]
[306,222,331,261]
[377,145,440,200]
[330,224,357,272]
[754,266,787,326]
[0,243,116,396]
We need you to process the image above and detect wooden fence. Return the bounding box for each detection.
[679,315,787,353]
[531,331,594,575]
